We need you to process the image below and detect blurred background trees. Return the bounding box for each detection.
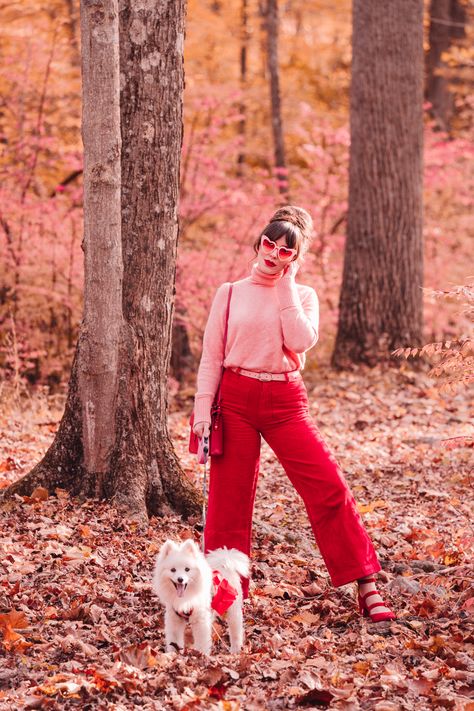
[426,0,468,133]
[0,0,472,390]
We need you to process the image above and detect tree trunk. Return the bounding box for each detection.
[3,0,201,524]
[425,0,466,133]
[115,0,199,521]
[79,0,122,492]
[264,0,288,193]
[332,0,424,369]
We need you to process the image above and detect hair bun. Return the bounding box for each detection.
[269,205,313,240]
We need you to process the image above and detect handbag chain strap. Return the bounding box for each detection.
[201,282,233,551]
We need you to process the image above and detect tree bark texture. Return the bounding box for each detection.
[116,0,199,519]
[265,0,287,193]
[79,0,123,488]
[332,0,424,368]
[3,0,201,523]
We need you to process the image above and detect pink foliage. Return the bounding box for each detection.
[0,38,83,382]
[1,79,472,382]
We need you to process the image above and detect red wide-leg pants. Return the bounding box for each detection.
[204,369,381,597]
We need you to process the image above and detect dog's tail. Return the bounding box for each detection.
[206,547,249,578]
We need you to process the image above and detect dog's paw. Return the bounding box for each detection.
[193,646,211,656]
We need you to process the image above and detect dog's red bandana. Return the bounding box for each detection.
[172,572,238,621]
[211,570,238,616]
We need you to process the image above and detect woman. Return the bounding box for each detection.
[193,205,394,623]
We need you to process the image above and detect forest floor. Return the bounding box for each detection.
[0,366,473,710]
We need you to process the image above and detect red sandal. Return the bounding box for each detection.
[358,577,396,623]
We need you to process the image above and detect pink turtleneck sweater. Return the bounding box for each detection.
[194,264,319,425]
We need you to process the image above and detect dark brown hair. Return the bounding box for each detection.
[252,205,314,259]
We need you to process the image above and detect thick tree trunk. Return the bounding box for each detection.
[265,0,288,193]
[3,0,201,523]
[115,0,198,519]
[332,0,424,368]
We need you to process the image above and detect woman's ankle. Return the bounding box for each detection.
[358,576,376,585]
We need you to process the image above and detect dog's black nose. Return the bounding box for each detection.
[177,577,183,583]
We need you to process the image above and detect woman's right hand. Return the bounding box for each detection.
[193,421,210,438]
[282,259,300,279]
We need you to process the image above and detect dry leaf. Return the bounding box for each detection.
[30,486,49,501]
[291,611,320,624]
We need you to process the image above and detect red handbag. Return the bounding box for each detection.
[189,284,233,457]
[188,403,223,456]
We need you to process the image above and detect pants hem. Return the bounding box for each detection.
[330,562,382,588]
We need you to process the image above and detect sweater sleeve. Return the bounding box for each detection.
[194,283,231,425]
[276,279,319,354]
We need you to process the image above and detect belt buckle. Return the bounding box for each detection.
[258,372,272,381]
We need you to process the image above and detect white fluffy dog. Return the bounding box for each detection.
[152,539,249,655]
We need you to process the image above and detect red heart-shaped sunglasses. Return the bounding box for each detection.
[260,235,297,262]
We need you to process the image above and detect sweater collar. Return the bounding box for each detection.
[250,263,284,286]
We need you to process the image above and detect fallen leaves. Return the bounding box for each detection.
[296,687,334,707]
[29,486,49,502]
[291,610,321,625]
[116,642,163,669]
[357,499,388,514]
[0,456,20,474]
[0,366,472,709]
[0,610,31,652]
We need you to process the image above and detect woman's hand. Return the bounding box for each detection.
[282,260,300,279]
[193,421,210,438]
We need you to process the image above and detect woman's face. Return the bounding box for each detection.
[256,235,297,274]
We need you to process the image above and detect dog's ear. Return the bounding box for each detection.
[181,538,200,557]
[157,540,178,561]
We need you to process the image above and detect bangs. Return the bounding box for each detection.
[262,221,300,250]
